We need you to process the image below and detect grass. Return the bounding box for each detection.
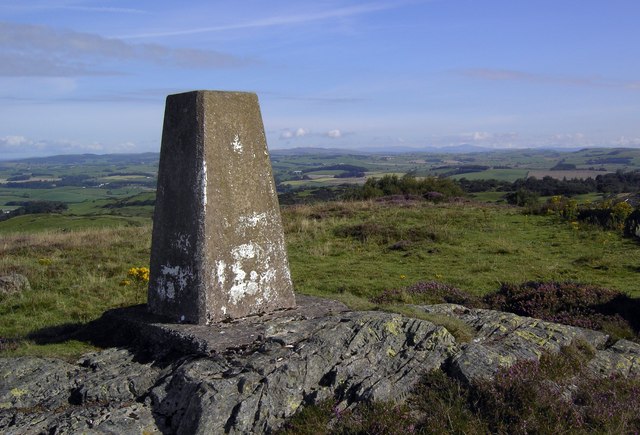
[1,198,639,359]
[0,226,151,357]
[284,200,640,300]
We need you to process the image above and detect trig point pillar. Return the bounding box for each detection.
[148,91,296,324]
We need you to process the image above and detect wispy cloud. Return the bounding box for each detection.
[0,1,146,14]
[120,0,415,39]
[460,68,640,90]
[0,22,252,77]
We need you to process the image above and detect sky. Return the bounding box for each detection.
[0,0,639,158]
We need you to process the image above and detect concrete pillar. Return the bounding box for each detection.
[148,91,296,324]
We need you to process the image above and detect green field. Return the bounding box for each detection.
[450,168,529,181]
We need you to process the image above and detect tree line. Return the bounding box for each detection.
[459,170,640,196]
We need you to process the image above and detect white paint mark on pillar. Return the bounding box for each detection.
[232,134,243,154]
[173,232,191,254]
[201,160,208,206]
[216,260,226,286]
[238,212,268,229]
[155,264,194,301]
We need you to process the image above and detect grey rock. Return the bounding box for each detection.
[0,309,457,434]
[2,301,640,434]
[150,311,456,434]
[0,356,79,409]
[0,348,165,434]
[416,304,609,382]
[0,274,30,297]
[71,348,162,405]
[588,339,640,378]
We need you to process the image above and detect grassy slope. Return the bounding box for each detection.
[1,199,638,358]
[284,201,640,299]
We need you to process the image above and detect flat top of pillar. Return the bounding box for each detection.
[167,90,257,99]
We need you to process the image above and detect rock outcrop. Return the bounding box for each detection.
[0,274,30,297]
[1,298,639,434]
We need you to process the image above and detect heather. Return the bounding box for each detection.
[484,281,640,341]
[373,280,640,342]
[281,342,640,434]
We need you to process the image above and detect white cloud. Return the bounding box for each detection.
[0,135,28,147]
[121,1,411,39]
[327,129,342,138]
[471,131,491,141]
[0,22,251,77]
[279,127,309,139]
[279,130,294,139]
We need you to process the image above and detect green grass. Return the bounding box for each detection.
[0,226,151,357]
[284,201,640,300]
[0,214,148,233]
[0,186,150,206]
[468,191,506,203]
[1,199,639,358]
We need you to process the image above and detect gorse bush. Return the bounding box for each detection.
[524,194,637,233]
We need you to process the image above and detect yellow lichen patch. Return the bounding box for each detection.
[387,348,397,357]
[495,353,517,366]
[10,388,27,398]
[514,329,549,347]
[384,316,402,336]
[288,397,300,413]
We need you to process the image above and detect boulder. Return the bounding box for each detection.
[417,304,609,382]
[0,274,30,297]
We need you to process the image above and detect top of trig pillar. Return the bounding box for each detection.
[148,90,296,324]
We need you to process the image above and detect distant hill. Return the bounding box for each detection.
[2,153,159,165]
[270,147,370,156]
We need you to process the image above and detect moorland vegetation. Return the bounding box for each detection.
[1,149,640,432]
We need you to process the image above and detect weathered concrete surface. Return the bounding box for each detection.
[103,294,350,357]
[2,301,640,434]
[149,90,295,324]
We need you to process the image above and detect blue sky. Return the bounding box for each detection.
[0,0,638,158]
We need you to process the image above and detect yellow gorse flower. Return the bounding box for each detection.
[127,267,150,283]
